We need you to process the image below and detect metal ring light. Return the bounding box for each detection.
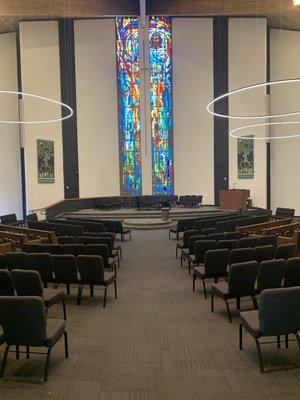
[230,120,300,140]
[0,90,73,124]
[207,78,300,120]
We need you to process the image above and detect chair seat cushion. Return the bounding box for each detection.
[240,310,260,337]
[45,318,66,347]
[112,250,119,258]
[211,282,230,300]
[44,289,64,308]
[122,229,130,234]
[103,272,116,285]
[193,266,205,277]
[170,228,178,233]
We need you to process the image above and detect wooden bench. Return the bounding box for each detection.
[0,224,57,244]
[236,218,292,236]
[277,230,300,255]
[262,222,300,237]
[0,243,12,254]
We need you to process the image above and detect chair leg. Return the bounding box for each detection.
[121,234,124,242]
[225,300,232,323]
[0,345,9,378]
[62,298,67,320]
[295,332,300,350]
[285,334,289,349]
[129,232,132,240]
[202,278,207,299]
[180,254,183,267]
[211,292,214,312]
[236,297,240,310]
[77,285,83,305]
[26,346,30,359]
[66,284,70,296]
[114,280,117,299]
[192,273,196,292]
[103,288,107,308]
[16,345,19,359]
[277,335,281,349]
[188,260,191,275]
[254,338,264,373]
[44,347,52,382]
[176,246,178,258]
[90,284,94,297]
[64,331,69,359]
[251,296,258,310]
[239,323,243,350]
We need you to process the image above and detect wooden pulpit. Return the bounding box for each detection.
[219,189,250,210]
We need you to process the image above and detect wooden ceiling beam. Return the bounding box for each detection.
[0,0,140,18]
[147,0,300,16]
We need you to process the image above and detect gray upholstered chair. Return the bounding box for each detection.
[0,296,68,381]
[216,239,238,251]
[255,259,286,294]
[0,270,14,296]
[86,244,117,275]
[51,254,79,295]
[64,244,86,257]
[259,235,277,248]
[275,244,296,260]
[284,257,300,287]
[76,255,117,307]
[176,229,198,258]
[229,247,254,265]
[211,261,258,323]
[239,287,300,372]
[253,245,275,264]
[193,249,230,298]
[188,240,217,267]
[28,253,54,286]
[11,269,66,320]
[181,235,207,272]
[4,252,30,271]
[239,237,261,249]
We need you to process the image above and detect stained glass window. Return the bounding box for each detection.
[149,16,173,195]
[116,17,142,195]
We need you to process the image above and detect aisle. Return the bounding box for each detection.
[1,230,300,400]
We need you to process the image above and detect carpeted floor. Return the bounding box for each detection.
[0,229,300,399]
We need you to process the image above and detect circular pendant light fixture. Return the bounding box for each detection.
[207,78,300,120]
[0,90,73,124]
[230,120,300,140]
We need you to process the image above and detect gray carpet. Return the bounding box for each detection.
[0,229,300,399]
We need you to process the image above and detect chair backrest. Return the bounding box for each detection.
[57,236,76,244]
[84,221,106,233]
[26,213,38,222]
[188,235,207,254]
[4,252,30,271]
[256,259,286,292]
[77,255,105,282]
[11,269,43,297]
[228,261,258,297]
[275,207,295,219]
[0,214,17,224]
[91,237,113,255]
[0,270,15,296]
[204,249,230,277]
[22,243,45,253]
[176,220,187,232]
[284,257,300,287]
[259,287,300,336]
[112,221,123,234]
[28,253,53,283]
[253,245,275,264]
[275,244,296,260]
[64,244,86,256]
[208,233,225,241]
[43,244,65,255]
[216,239,238,251]
[0,296,47,346]
[86,244,109,265]
[259,235,277,248]
[229,247,254,265]
[182,230,199,248]
[194,240,217,264]
[51,254,78,283]
[239,237,261,248]
[0,253,6,269]
[224,232,241,240]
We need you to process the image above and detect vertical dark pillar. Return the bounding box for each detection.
[213,17,229,206]
[59,19,79,199]
[16,28,26,218]
[266,27,271,210]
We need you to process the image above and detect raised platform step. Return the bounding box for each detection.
[123,218,176,230]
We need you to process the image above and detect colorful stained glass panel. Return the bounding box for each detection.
[116,17,142,195]
[149,16,173,195]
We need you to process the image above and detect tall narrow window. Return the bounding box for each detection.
[149,16,173,195]
[116,17,142,195]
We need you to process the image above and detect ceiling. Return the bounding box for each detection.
[0,0,299,33]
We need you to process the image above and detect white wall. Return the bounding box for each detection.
[19,21,64,211]
[270,29,300,214]
[173,18,214,203]
[74,19,119,197]
[0,33,22,218]
[228,18,267,208]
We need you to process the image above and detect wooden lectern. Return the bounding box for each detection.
[219,189,250,210]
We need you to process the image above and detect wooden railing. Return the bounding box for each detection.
[0,243,12,254]
[0,224,57,244]
[262,222,300,237]
[236,218,292,236]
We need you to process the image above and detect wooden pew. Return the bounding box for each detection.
[0,224,57,244]
[0,231,42,251]
[262,222,300,237]
[277,230,300,255]
[0,243,12,254]
[236,218,292,236]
